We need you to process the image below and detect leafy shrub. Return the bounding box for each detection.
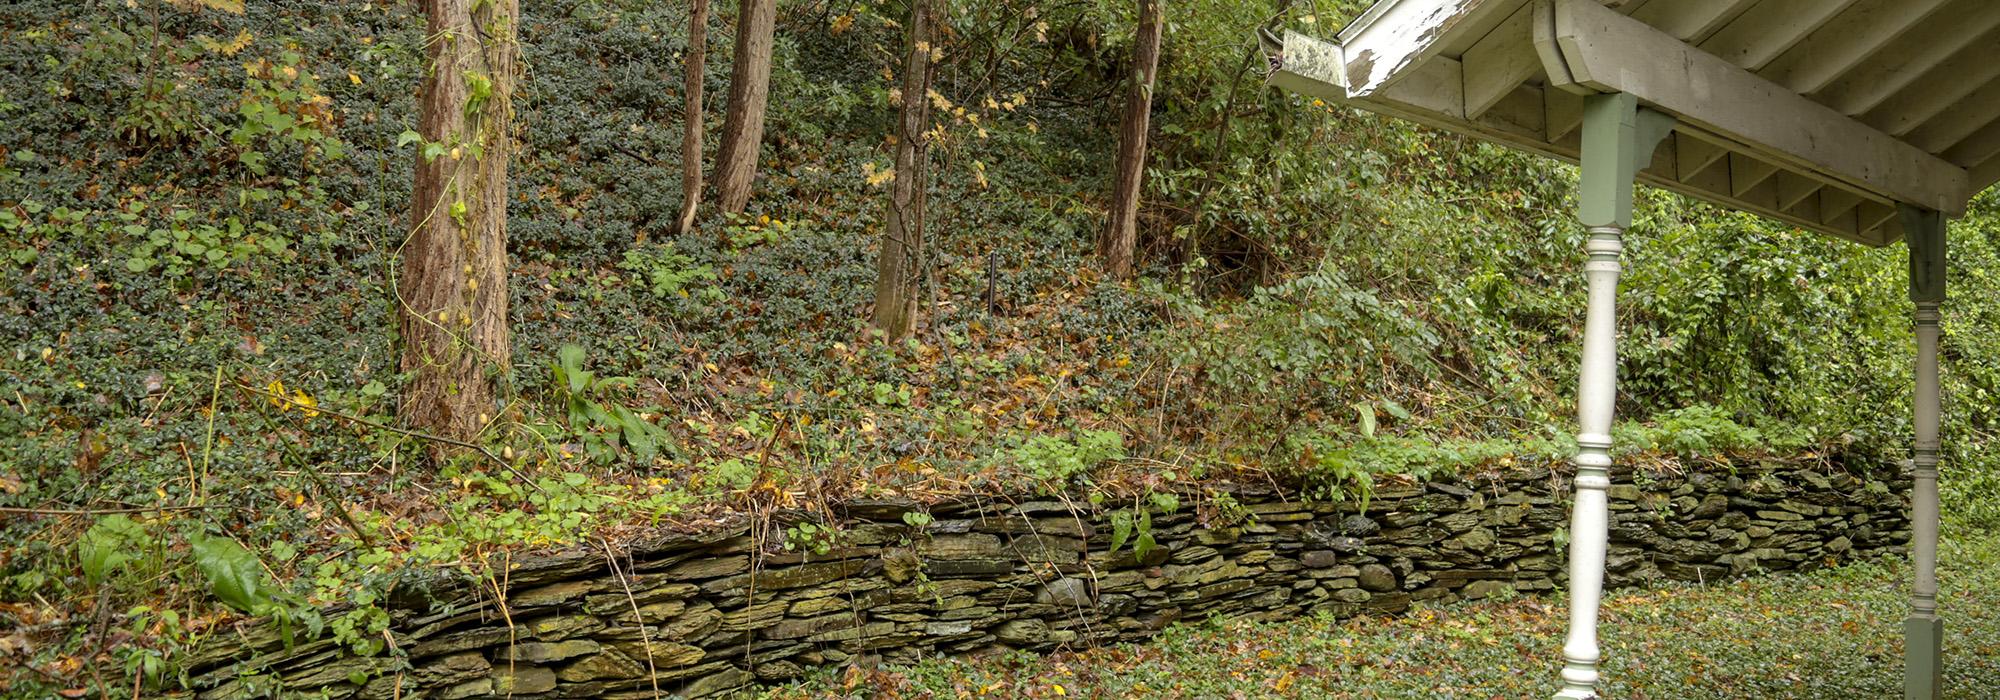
[549,344,673,466]
[1010,429,1128,487]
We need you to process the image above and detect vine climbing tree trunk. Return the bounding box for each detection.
[672,0,710,236]
[712,0,776,214]
[399,0,518,450]
[870,0,933,340]
[1098,0,1163,280]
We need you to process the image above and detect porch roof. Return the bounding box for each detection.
[1267,0,1999,245]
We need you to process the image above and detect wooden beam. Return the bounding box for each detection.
[1628,0,1756,43]
[1695,0,1857,72]
[1814,1,2000,116]
[1542,0,1970,214]
[1860,28,2000,138]
[1463,4,1540,119]
[1754,0,1948,95]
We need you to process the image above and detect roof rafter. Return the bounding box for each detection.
[1860,27,2000,138]
[1813,4,2000,116]
[1946,117,2000,175]
[1907,76,2000,156]
[1754,0,1949,95]
[1628,0,1757,45]
[1695,0,1858,72]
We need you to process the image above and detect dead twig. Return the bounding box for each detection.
[0,505,218,516]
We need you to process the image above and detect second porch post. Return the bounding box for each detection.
[1900,204,1946,700]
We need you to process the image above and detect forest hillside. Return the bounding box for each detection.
[3,0,1999,693]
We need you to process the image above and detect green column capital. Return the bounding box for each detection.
[1578,93,1674,229]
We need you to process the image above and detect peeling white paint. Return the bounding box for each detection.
[1338,0,1484,96]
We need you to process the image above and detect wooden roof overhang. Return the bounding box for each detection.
[1266,0,1998,245]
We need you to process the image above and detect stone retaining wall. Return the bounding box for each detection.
[187,459,1910,699]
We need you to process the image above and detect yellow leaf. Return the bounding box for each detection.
[291,390,319,418]
[348,72,363,85]
[221,29,253,56]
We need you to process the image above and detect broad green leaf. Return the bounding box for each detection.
[1108,510,1133,555]
[193,535,271,613]
[80,516,140,585]
[1133,510,1156,560]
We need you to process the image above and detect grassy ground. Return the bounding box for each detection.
[763,535,2000,699]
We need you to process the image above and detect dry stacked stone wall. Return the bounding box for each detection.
[186,459,1911,699]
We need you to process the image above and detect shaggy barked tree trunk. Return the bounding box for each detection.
[672,0,711,235]
[1098,0,1163,280]
[712,0,776,214]
[399,0,518,450]
[871,0,934,340]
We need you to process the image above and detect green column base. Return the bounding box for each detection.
[1905,616,1942,700]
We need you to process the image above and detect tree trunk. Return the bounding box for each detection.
[712,0,777,214]
[871,0,933,340]
[671,0,710,236]
[400,0,517,449]
[1099,0,1164,280]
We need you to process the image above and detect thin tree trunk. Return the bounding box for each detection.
[712,0,777,214]
[871,0,934,340]
[400,0,517,450]
[672,0,711,236]
[1099,0,1164,280]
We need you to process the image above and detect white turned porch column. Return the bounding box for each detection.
[1901,204,1946,700]
[1555,92,1673,700]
